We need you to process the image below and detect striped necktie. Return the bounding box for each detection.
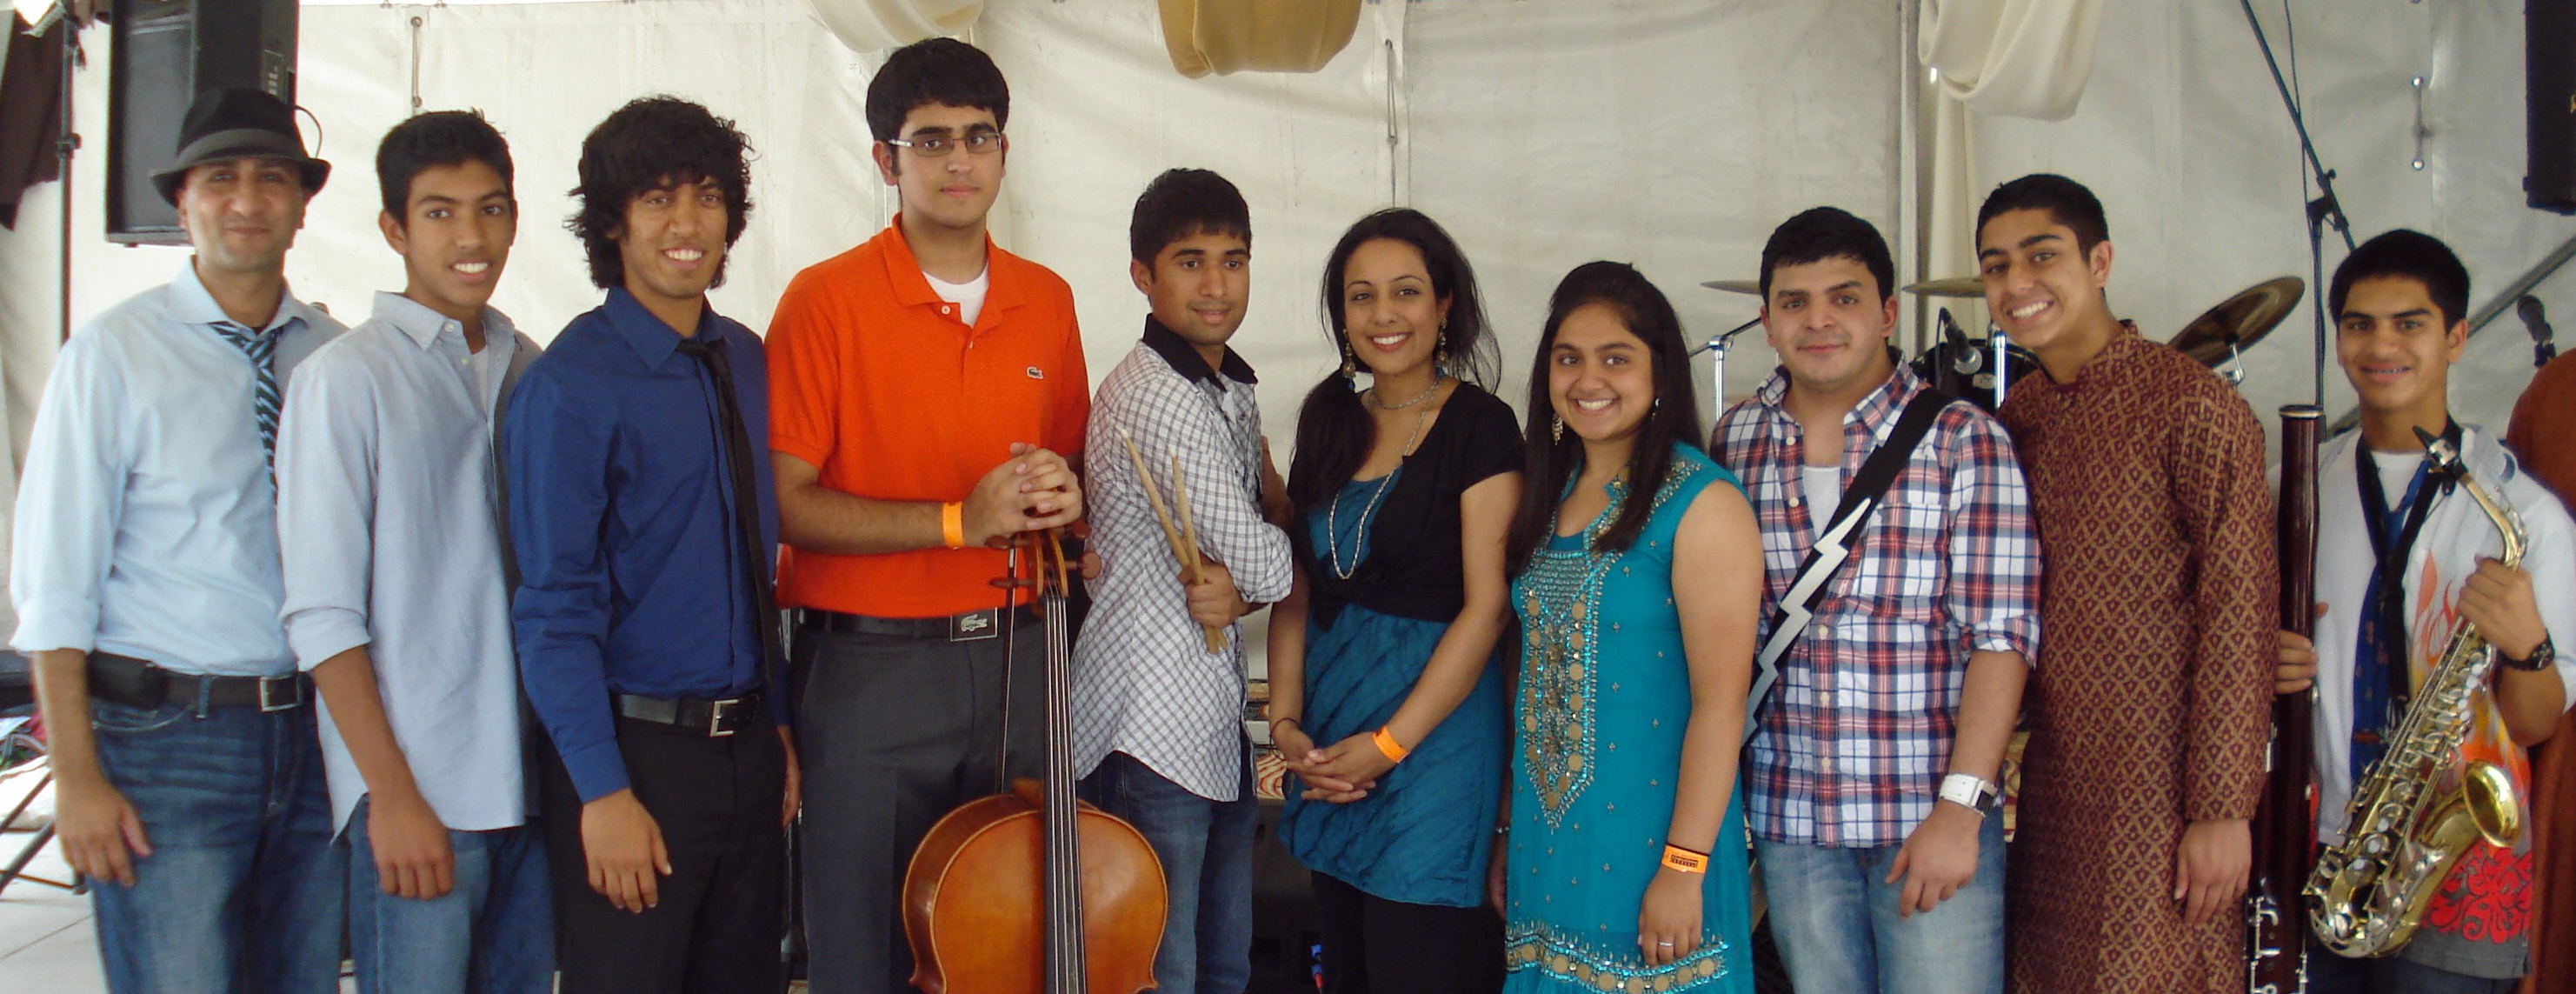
[211,322,282,464]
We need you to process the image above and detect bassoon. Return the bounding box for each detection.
[2247,404,2320,994]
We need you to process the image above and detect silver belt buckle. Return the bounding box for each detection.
[949,609,999,643]
[706,697,742,737]
[257,677,303,712]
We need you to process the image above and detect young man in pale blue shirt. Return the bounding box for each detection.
[275,110,550,994]
[10,87,348,993]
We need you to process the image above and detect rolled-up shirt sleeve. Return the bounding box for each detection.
[276,352,378,668]
[505,370,629,803]
[1945,413,2042,664]
[11,335,125,654]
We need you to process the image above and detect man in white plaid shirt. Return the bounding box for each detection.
[1070,169,1294,993]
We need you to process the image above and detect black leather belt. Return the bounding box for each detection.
[798,606,1037,643]
[612,691,762,737]
[86,651,309,712]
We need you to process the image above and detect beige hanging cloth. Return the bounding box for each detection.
[1156,0,1361,79]
[1920,0,2106,121]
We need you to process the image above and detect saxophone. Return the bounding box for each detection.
[2305,429,2527,958]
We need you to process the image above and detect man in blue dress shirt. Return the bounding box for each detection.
[276,110,551,994]
[504,96,795,994]
[10,87,349,993]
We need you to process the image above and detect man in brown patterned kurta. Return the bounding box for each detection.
[1977,174,2278,993]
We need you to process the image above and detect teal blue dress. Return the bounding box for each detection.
[1281,469,1510,908]
[1503,444,1754,993]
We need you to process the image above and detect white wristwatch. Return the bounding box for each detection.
[1937,773,2001,817]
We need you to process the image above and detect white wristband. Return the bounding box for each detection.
[1938,772,2000,817]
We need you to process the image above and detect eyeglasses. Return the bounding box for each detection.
[885,131,1004,157]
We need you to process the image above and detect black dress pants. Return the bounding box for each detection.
[1311,871,1505,994]
[540,709,788,994]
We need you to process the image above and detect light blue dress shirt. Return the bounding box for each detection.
[277,292,538,834]
[10,262,343,674]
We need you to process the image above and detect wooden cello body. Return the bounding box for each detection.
[904,784,1167,993]
[903,533,1168,994]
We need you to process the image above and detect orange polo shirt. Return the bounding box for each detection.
[766,218,1089,617]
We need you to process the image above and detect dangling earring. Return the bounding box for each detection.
[1551,415,1564,444]
[1434,334,1448,370]
[1341,354,1358,379]
[1652,396,1662,412]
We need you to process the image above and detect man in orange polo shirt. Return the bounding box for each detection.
[764,37,1088,994]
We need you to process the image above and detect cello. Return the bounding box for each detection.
[903,530,1168,993]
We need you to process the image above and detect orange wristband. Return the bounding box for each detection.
[941,502,967,549]
[1370,726,1410,764]
[1661,844,1709,875]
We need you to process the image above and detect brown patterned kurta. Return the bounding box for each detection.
[1996,324,2278,993]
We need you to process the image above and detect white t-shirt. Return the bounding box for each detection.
[925,266,991,326]
[1803,464,1843,526]
[2368,449,2424,508]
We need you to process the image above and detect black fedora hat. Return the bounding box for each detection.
[149,88,330,205]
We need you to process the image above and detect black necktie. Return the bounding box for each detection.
[674,335,784,703]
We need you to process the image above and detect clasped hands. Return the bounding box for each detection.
[963,443,1083,547]
[1271,720,1395,803]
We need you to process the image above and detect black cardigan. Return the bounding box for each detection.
[1289,384,1523,627]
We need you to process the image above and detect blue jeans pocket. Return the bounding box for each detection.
[90,700,188,734]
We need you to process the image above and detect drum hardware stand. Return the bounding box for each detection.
[2217,335,2248,386]
[1688,316,1761,410]
[1987,324,2014,410]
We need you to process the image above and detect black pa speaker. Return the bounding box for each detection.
[2532,0,2576,214]
[105,0,298,244]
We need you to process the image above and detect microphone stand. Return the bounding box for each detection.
[2240,0,2355,408]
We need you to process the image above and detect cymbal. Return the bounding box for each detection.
[1903,277,1984,298]
[1700,279,1761,296]
[2170,276,2305,367]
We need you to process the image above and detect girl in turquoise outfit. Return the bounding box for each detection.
[1497,262,1764,993]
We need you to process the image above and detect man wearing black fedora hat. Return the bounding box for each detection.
[11,86,349,993]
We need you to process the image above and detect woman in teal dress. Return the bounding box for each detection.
[1268,210,1522,993]
[1497,262,1763,993]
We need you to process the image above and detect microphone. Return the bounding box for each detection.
[2519,295,2557,368]
[1937,308,1981,375]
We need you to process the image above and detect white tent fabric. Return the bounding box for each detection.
[802,0,983,53]
[1967,0,2576,439]
[1920,0,2106,121]
[0,0,2569,639]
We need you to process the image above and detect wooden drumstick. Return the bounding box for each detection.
[1116,428,1226,650]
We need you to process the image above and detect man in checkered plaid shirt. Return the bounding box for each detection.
[1068,168,1295,993]
[1709,207,2041,994]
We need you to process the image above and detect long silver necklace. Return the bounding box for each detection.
[1325,373,1443,579]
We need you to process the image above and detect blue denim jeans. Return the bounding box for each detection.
[343,795,554,994]
[1754,813,2007,994]
[1079,745,1257,994]
[87,697,345,994]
